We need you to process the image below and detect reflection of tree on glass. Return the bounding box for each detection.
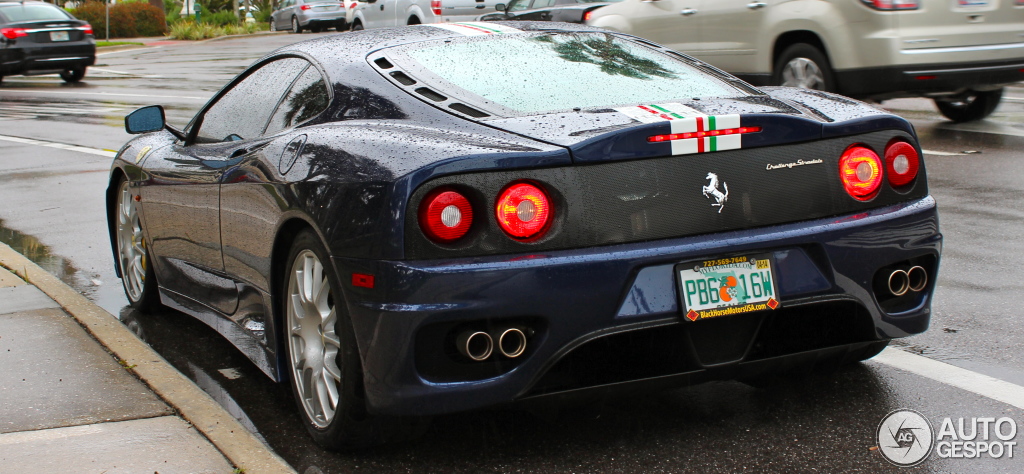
[533,33,677,80]
[282,80,330,127]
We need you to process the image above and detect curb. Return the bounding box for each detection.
[0,242,295,474]
[201,30,291,43]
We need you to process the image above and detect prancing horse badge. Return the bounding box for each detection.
[701,172,728,213]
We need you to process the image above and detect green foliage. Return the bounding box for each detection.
[167,18,267,39]
[205,10,240,26]
[69,2,167,39]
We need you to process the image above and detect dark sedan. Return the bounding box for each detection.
[0,1,94,83]
[478,0,619,23]
[109,22,940,449]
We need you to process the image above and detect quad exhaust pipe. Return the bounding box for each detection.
[887,265,928,296]
[456,326,530,361]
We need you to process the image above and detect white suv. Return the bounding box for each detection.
[349,0,503,29]
[587,0,1024,121]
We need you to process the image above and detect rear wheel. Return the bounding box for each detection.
[270,19,277,31]
[283,230,421,449]
[773,43,834,92]
[115,180,160,311]
[934,89,1003,122]
[351,21,363,31]
[310,24,323,33]
[407,16,420,25]
[292,16,303,33]
[60,67,86,83]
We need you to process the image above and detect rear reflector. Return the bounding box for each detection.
[839,145,883,201]
[884,140,920,187]
[300,4,311,9]
[352,273,375,288]
[648,126,761,143]
[914,75,936,81]
[419,188,473,243]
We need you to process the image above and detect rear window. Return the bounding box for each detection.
[383,31,748,115]
[0,4,72,22]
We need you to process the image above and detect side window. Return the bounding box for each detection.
[195,57,307,143]
[508,0,530,11]
[265,65,331,135]
[531,0,556,8]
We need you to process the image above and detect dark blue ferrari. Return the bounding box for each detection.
[108,22,941,448]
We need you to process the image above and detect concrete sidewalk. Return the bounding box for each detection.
[0,244,294,473]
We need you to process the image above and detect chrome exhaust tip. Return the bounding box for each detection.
[456,331,493,361]
[888,269,910,296]
[497,327,527,358]
[907,266,928,292]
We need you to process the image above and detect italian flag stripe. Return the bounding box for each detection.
[648,104,686,119]
[455,22,503,34]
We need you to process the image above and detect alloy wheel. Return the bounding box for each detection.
[287,250,342,428]
[781,57,825,90]
[116,182,146,302]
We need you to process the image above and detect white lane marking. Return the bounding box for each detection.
[88,67,163,78]
[1004,96,1024,102]
[873,348,1024,410]
[922,149,965,156]
[0,89,206,101]
[0,134,116,158]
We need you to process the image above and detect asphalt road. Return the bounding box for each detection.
[1,33,1023,472]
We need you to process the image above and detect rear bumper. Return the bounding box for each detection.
[336,197,941,416]
[834,57,1024,100]
[0,43,95,76]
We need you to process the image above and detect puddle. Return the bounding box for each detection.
[0,218,126,314]
[891,339,1024,387]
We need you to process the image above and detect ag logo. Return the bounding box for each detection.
[701,172,728,213]
[877,409,934,467]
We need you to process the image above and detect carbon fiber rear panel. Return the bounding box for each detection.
[405,130,927,259]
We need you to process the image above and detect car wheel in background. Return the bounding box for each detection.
[284,230,416,449]
[60,67,86,83]
[773,43,834,92]
[934,89,1003,122]
[115,180,160,311]
[351,21,363,31]
[270,19,277,31]
[292,16,303,33]
[311,24,323,33]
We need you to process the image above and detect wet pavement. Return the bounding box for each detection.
[1,34,1023,472]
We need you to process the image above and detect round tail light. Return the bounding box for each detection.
[839,145,883,201]
[495,182,552,240]
[419,188,473,243]
[884,140,920,187]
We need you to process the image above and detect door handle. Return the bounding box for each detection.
[680,8,697,15]
[746,1,766,9]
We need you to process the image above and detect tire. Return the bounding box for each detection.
[270,19,277,31]
[935,89,1003,123]
[407,16,420,25]
[772,43,835,92]
[283,230,420,449]
[292,16,303,33]
[351,21,363,31]
[60,67,86,83]
[115,180,161,311]
[310,24,323,33]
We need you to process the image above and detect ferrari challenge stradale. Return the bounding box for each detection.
[108,22,941,448]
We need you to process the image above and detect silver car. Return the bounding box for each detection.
[271,0,348,33]
[588,0,1024,122]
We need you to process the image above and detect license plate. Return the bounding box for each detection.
[676,254,780,322]
[955,0,989,7]
[50,31,69,42]
[314,5,337,10]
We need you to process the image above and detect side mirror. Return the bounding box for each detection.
[125,105,166,134]
[495,3,505,11]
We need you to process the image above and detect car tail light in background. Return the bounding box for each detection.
[77,24,93,35]
[419,188,474,243]
[860,0,919,10]
[583,10,594,21]
[300,4,311,10]
[496,182,552,240]
[884,141,919,187]
[1,28,28,39]
[431,0,442,16]
[839,145,883,200]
